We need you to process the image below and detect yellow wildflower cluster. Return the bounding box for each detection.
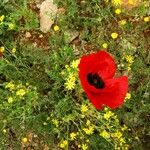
[0,46,5,53]
[112,130,123,139]
[121,125,128,131]
[64,74,76,90]
[83,119,95,135]
[8,23,15,30]
[111,32,119,39]
[98,108,130,149]
[71,59,80,69]
[112,0,122,6]
[125,93,131,101]
[5,81,33,104]
[12,47,16,53]
[104,110,115,120]
[52,119,59,127]
[81,104,88,113]
[124,55,134,71]
[144,16,150,22]
[5,81,15,91]
[81,143,88,150]
[22,137,28,143]
[64,59,80,90]
[8,97,14,103]
[70,132,77,140]
[102,43,108,49]
[59,140,68,148]
[119,19,127,26]
[83,124,94,135]
[16,89,26,97]
[112,130,129,149]
[54,25,60,31]
[100,130,110,139]
[115,8,122,15]
[0,15,5,25]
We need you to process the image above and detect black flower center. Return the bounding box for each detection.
[87,73,105,89]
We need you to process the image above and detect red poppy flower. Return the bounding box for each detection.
[78,50,128,110]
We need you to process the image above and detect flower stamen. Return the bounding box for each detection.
[87,73,105,89]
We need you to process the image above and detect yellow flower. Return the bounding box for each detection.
[81,114,85,118]
[119,19,127,26]
[60,140,68,148]
[22,137,28,143]
[83,125,94,135]
[121,125,128,131]
[16,89,26,96]
[68,73,76,81]
[12,48,16,53]
[125,93,131,101]
[0,15,5,22]
[81,104,88,113]
[115,9,121,15]
[71,59,80,69]
[8,97,14,103]
[89,125,94,133]
[5,82,15,91]
[127,66,131,71]
[100,130,110,139]
[120,137,126,143]
[8,23,15,30]
[111,32,118,39]
[125,55,134,64]
[104,111,114,120]
[65,80,76,90]
[112,0,122,6]
[0,46,5,53]
[112,131,122,139]
[65,65,69,68]
[54,25,60,31]
[144,16,150,22]
[81,144,88,150]
[52,119,59,127]
[3,129,7,133]
[70,132,77,140]
[86,120,91,126]
[102,43,108,49]
[65,72,76,90]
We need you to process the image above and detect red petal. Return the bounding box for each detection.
[78,51,116,80]
[84,76,128,109]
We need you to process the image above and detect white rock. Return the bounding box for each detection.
[25,32,32,38]
[40,0,57,33]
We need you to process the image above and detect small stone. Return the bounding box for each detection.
[64,30,79,43]
[40,0,57,33]
[25,32,32,38]
[33,42,37,47]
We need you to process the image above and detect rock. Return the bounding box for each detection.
[40,0,57,33]
[25,32,32,38]
[64,30,79,43]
